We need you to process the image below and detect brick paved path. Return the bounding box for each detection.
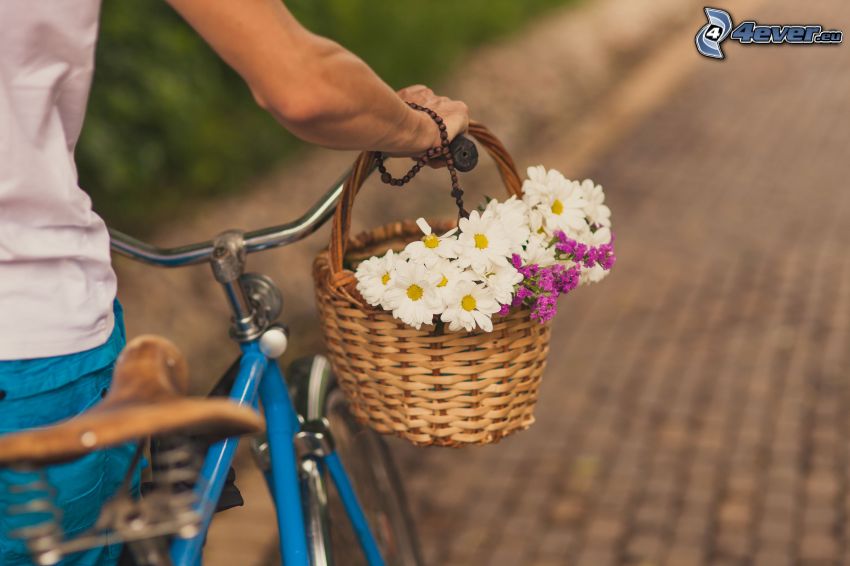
[393,2,850,565]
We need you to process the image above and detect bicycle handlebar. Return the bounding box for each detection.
[109,136,478,268]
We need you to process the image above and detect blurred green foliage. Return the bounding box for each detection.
[78,0,571,232]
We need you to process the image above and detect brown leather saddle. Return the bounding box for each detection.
[0,335,265,466]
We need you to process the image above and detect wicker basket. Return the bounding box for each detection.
[313,122,552,447]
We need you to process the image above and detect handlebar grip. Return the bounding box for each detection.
[449,135,478,173]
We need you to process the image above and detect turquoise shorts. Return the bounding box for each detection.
[0,302,141,565]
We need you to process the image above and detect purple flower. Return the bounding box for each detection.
[507,230,616,326]
[497,303,512,316]
[573,243,588,261]
[595,241,616,270]
[519,263,540,278]
[600,251,616,270]
[555,240,575,256]
[538,268,556,293]
[531,294,558,323]
[516,286,534,301]
[556,266,581,294]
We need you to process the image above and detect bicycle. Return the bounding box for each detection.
[0,137,479,566]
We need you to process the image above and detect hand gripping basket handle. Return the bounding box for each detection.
[328,121,524,278]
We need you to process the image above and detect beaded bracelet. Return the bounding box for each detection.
[375,102,468,218]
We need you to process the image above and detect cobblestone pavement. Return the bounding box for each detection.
[392,2,850,565]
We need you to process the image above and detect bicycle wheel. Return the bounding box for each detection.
[288,355,422,566]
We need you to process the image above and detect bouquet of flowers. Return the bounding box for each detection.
[354,166,616,331]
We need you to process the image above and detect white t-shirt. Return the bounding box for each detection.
[0,0,116,360]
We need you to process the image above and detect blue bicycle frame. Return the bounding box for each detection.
[104,164,396,565]
[168,340,384,566]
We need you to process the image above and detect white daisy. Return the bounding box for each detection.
[538,178,588,237]
[483,196,531,253]
[404,218,458,266]
[484,263,523,305]
[430,258,475,307]
[581,264,609,285]
[456,210,511,275]
[355,249,401,308]
[579,225,612,247]
[441,280,501,333]
[527,206,549,238]
[521,166,589,238]
[382,261,442,329]
[520,233,557,267]
[579,179,611,228]
[521,165,567,207]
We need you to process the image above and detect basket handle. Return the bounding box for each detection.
[328,121,523,277]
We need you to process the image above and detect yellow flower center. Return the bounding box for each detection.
[461,295,477,312]
[551,199,564,215]
[423,234,440,249]
[537,227,546,234]
[473,233,489,250]
[381,272,391,285]
[437,276,448,288]
[406,284,424,301]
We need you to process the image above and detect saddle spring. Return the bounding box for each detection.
[4,469,65,566]
[138,435,205,546]
[149,435,202,497]
[1,439,205,566]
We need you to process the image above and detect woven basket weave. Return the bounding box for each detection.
[313,122,551,447]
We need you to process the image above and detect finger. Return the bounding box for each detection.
[406,155,446,170]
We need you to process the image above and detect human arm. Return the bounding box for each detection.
[164,0,468,155]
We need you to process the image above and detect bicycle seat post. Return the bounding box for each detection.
[210,230,262,342]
